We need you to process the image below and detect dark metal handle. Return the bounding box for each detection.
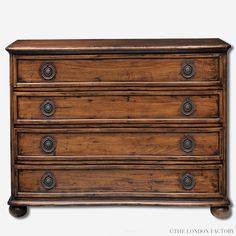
[181,173,195,190]
[40,63,56,80]
[180,97,195,116]
[180,135,195,153]
[181,61,195,79]
[40,99,55,117]
[41,172,56,190]
[41,136,56,153]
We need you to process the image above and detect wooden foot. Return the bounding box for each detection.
[210,206,231,219]
[9,206,28,218]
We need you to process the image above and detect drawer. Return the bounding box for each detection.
[16,165,223,198]
[16,55,220,87]
[15,127,222,161]
[14,91,222,124]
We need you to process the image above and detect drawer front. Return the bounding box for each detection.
[16,56,220,87]
[16,165,222,198]
[15,91,221,124]
[16,128,221,161]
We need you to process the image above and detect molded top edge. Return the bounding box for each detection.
[6,38,231,55]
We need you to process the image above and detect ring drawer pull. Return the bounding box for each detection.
[180,97,195,116]
[40,63,56,80]
[40,99,55,117]
[41,136,56,153]
[41,172,56,190]
[181,61,195,79]
[180,135,195,153]
[181,173,195,190]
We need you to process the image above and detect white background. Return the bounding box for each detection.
[0,0,235,235]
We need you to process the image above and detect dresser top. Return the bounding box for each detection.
[6,38,230,55]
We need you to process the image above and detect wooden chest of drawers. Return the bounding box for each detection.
[6,39,231,218]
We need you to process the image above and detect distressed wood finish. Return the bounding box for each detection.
[16,127,221,161]
[16,165,222,197]
[15,91,221,123]
[17,57,219,85]
[6,39,231,218]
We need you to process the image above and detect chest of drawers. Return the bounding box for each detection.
[6,39,231,218]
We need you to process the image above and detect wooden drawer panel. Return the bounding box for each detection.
[16,165,222,198]
[16,56,220,87]
[15,91,221,124]
[16,128,221,161]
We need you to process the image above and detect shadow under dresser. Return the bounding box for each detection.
[6,39,231,218]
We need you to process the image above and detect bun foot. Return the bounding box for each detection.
[210,206,231,219]
[9,206,28,218]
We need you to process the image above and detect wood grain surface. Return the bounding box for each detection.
[16,127,221,161]
[15,91,221,123]
[16,164,221,197]
[17,57,219,84]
